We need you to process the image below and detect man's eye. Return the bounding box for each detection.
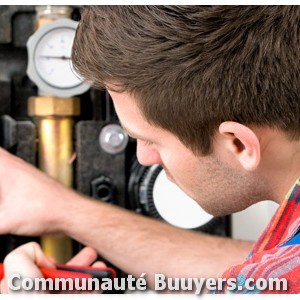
[141,140,153,146]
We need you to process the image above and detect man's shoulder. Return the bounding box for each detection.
[219,244,300,294]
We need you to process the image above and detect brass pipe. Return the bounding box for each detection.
[34,5,73,29]
[28,96,80,263]
[37,117,73,186]
[37,117,73,263]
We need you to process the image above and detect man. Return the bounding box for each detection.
[0,5,300,293]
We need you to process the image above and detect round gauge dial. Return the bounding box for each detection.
[34,27,81,88]
[27,18,90,97]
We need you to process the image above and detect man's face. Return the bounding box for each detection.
[109,90,266,216]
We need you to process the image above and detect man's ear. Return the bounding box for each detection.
[218,121,261,171]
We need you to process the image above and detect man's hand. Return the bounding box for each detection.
[0,242,55,293]
[0,242,104,294]
[0,148,79,236]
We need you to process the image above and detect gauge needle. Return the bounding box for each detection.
[39,55,71,60]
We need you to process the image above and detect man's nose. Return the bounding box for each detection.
[136,141,162,166]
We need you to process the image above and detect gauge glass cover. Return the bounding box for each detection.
[34,27,81,88]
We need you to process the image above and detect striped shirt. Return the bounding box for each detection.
[219,178,300,294]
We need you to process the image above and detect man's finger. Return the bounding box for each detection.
[66,247,98,266]
[91,261,107,268]
[0,278,7,294]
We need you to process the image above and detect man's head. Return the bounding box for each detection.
[73,6,300,155]
[72,6,300,215]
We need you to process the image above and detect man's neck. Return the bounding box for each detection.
[258,128,300,204]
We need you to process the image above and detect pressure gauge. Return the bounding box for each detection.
[27,18,90,98]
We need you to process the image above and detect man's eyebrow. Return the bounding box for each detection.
[119,122,143,140]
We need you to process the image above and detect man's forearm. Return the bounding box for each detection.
[60,192,252,287]
[0,148,252,285]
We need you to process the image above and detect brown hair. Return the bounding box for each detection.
[72,6,300,155]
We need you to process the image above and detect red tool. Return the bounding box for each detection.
[0,263,116,281]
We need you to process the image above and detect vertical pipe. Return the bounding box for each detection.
[28,96,80,263]
[38,117,73,186]
[38,117,73,263]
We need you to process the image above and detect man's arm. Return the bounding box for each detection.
[0,148,252,287]
[61,194,252,287]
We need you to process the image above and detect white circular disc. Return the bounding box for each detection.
[152,169,213,229]
[35,28,81,89]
